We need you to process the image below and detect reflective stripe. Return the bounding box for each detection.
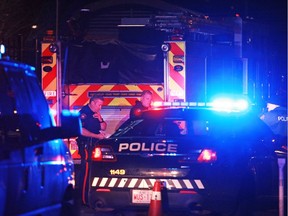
[149,179,156,188]
[172,179,182,189]
[166,41,186,102]
[91,177,204,190]
[183,179,193,189]
[118,178,128,187]
[67,84,164,108]
[91,177,99,187]
[139,179,149,188]
[128,178,138,188]
[195,179,204,189]
[108,178,118,187]
[99,177,108,187]
[41,42,58,124]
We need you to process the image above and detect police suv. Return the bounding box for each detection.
[0,60,81,215]
[83,99,286,215]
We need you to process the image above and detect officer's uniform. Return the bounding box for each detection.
[261,106,287,138]
[129,100,149,120]
[77,104,103,150]
[261,95,287,153]
[76,104,104,197]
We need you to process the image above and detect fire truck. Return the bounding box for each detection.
[41,1,249,162]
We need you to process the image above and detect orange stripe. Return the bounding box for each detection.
[42,66,56,90]
[71,85,100,107]
[138,85,164,101]
[104,98,114,105]
[126,98,137,105]
[82,149,89,204]
[168,63,184,87]
[42,44,53,56]
[170,42,184,55]
[69,84,164,107]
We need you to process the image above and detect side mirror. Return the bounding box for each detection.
[0,111,82,155]
[40,110,82,141]
[60,110,82,138]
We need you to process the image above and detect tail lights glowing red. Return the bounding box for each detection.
[92,147,102,160]
[91,146,116,162]
[197,149,217,163]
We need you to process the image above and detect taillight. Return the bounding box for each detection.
[91,146,116,162]
[197,149,217,163]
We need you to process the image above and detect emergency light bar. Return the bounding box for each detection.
[211,97,249,112]
[0,44,5,59]
[152,97,249,113]
[152,101,212,107]
[0,44,5,54]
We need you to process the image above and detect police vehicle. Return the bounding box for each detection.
[0,59,81,216]
[83,98,286,215]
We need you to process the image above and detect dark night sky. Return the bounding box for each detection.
[1,0,286,39]
[0,0,286,99]
[0,0,286,45]
[0,0,286,75]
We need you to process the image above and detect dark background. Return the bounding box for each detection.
[0,0,286,101]
[0,0,286,63]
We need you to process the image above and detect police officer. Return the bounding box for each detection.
[260,95,287,145]
[130,90,153,120]
[76,95,107,203]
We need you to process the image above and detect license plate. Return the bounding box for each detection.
[132,190,152,204]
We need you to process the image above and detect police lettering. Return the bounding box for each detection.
[278,116,288,122]
[119,142,178,153]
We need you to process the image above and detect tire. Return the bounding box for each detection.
[230,171,255,216]
[61,185,81,216]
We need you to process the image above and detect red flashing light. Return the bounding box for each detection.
[179,190,197,194]
[96,188,111,192]
[91,146,116,162]
[197,149,217,163]
[92,147,102,160]
[235,13,240,17]
[46,30,54,35]
[134,108,142,116]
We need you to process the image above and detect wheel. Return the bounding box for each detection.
[60,185,81,216]
[230,171,255,216]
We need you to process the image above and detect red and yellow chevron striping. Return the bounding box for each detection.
[41,42,58,124]
[65,84,164,109]
[166,41,186,102]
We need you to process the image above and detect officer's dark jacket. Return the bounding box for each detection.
[129,100,149,120]
[262,106,287,137]
[78,104,102,143]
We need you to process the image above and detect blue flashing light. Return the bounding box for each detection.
[211,97,249,112]
[0,44,5,54]
[152,96,250,113]
[0,44,5,59]
[62,109,80,117]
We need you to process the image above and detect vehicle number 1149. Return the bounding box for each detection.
[110,169,126,175]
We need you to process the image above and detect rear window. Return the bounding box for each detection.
[112,109,273,139]
[113,118,187,137]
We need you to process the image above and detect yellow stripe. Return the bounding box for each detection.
[98,85,114,91]
[177,41,185,52]
[108,98,132,106]
[70,85,91,106]
[169,78,184,93]
[125,85,142,91]
[150,86,164,99]
[44,78,57,91]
